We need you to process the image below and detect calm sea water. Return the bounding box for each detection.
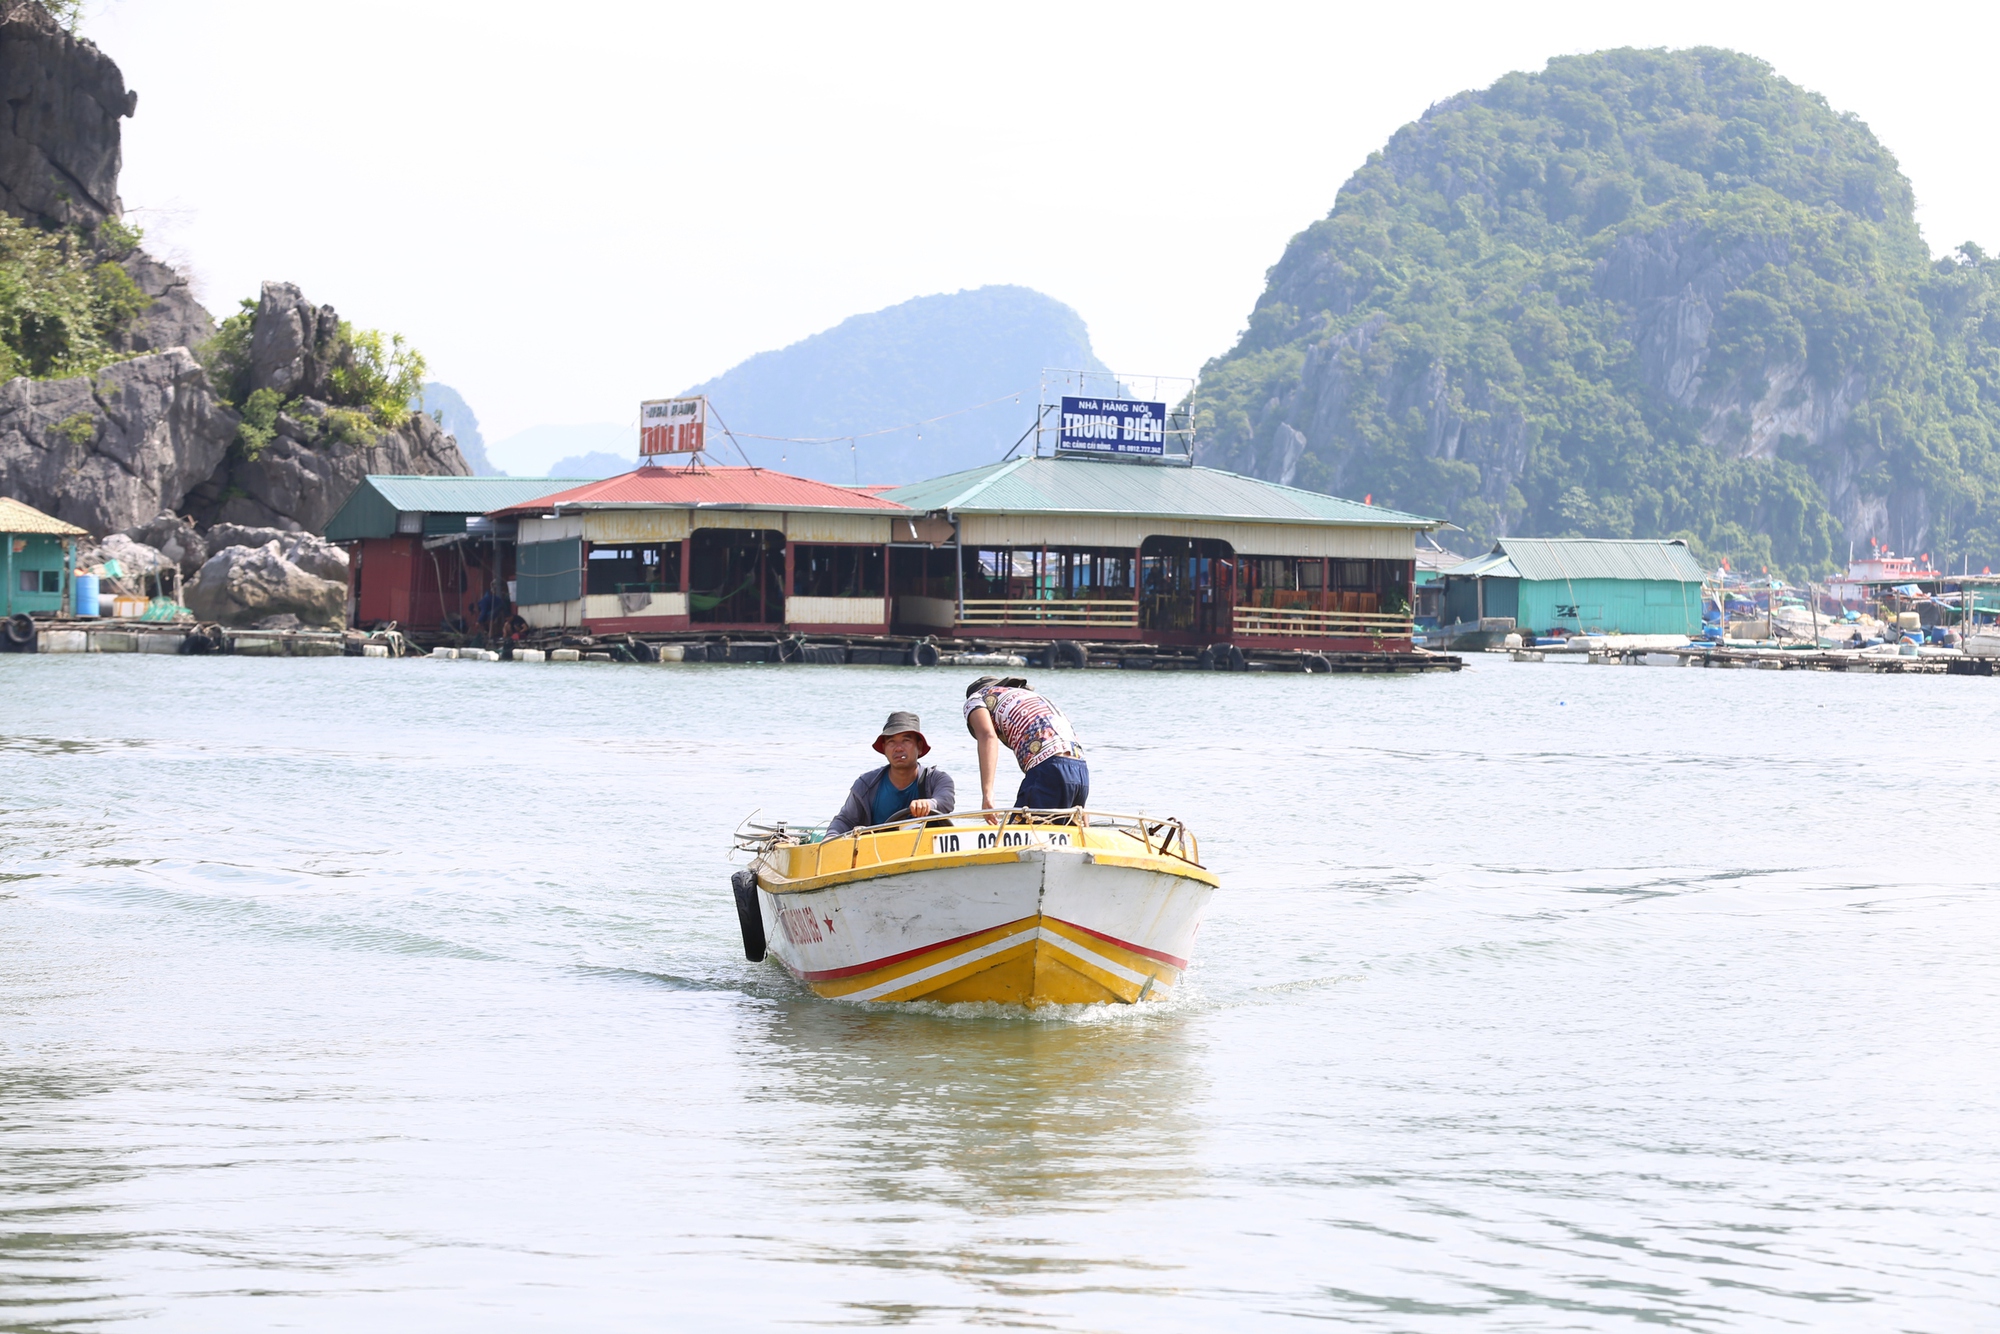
[3,652,1998,1331]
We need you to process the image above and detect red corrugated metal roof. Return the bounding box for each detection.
[488,466,909,517]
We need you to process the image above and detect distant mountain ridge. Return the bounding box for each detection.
[685,285,1109,486]
[1192,47,2000,575]
[419,383,498,475]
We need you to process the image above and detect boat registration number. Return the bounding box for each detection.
[932,829,1073,853]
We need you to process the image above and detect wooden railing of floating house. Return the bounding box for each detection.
[956,598,1141,628]
[1231,607,1416,639]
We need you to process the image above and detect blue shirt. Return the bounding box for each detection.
[870,771,924,825]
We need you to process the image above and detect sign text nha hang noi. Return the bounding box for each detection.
[640,396,707,456]
[1057,396,1166,457]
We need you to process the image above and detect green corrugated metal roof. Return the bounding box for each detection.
[1442,550,1519,579]
[362,475,600,513]
[322,475,598,540]
[1500,537,1706,582]
[881,456,1435,528]
[1447,537,1705,582]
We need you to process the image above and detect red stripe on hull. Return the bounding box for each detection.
[789,921,1019,982]
[1049,916,1189,969]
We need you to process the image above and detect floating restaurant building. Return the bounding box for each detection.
[488,466,914,635]
[479,454,1439,652]
[1439,536,1708,637]
[324,475,597,630]
[878,455,1435,652]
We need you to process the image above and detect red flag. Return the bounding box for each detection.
[1364,494,1372,505]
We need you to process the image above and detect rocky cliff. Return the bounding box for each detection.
[1192,48,2000,574]
[0,281,469,534]
[0,1,128,227]
[0,2,468,540]
[183,283,470,532]
[0,347,233,533]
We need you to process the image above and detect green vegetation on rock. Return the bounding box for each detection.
[199,297,426,453]
[0,215,147,381]
[1192,47,2000,576]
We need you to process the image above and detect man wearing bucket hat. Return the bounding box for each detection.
[962,675,1087,820]
[825,711,958,836]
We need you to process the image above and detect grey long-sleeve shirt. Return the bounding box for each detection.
[825,765,957,836]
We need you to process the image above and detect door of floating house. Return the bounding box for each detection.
[689,528,786,626]
[1139,536,1232,639]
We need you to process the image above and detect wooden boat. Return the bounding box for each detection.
[729,810,1218,1006]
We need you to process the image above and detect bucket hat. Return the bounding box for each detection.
[872,710,931,756]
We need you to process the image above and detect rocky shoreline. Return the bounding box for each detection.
[0,4,471,630]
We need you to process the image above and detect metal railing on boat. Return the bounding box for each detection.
[735,808,1203,867]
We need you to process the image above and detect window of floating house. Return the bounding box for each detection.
[889,547,958,599]
[960,548,1135,601]
[793,545,885,598]
[1239,556,1328,609]
[1330,559,1380,614]
[586,543,682,595]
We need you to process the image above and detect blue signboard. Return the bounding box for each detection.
[1058,396,1167,456]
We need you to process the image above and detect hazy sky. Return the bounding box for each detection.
[90,0,2000,453]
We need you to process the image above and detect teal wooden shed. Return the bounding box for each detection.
[2,496,85,618]
[1441,537,1708,636]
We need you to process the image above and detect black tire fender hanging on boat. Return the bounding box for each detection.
[730,869,766,962]
[910,641,940,667]
[4,613,35,648]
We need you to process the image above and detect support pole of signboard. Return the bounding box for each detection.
[1000,406,1046,464]
[705,404,759,469]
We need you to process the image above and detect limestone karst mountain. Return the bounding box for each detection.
[1191,47,2000,574]
[685,286,1109,486]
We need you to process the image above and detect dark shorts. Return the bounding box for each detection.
[1014,756,1089,811]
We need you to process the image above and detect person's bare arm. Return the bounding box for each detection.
[966,707,1005,823]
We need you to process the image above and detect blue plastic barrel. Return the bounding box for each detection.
[73,572,99,617]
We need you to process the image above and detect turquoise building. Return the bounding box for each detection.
[1440,537,1707,637]
[2,496,84,618]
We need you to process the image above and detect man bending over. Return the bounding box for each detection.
[962,675,1088,819]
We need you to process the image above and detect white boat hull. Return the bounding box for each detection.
[757,845,1214,1005]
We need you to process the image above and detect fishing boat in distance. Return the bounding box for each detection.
[729,810,1218,1006]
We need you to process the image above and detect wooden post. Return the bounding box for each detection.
[953,518,965,628]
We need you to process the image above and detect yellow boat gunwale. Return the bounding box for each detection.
[751,814,1218,895]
